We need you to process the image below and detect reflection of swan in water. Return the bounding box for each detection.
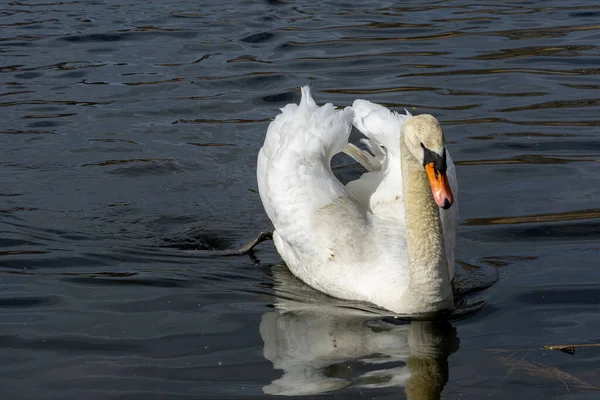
[260,264,496,397]
[261,311,458,397]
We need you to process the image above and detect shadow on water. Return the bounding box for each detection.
[161,227,235,251]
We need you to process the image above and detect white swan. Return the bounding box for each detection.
[257,86,458,315]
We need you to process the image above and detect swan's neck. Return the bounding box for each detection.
[399,138,453,313]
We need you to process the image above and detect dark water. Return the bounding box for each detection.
[2,0,600,398]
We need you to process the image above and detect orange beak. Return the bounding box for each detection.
[425,163,454,210]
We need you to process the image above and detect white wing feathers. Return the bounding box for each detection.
[344,100,411,210]
[257,87,356,244]
[257,86,459,300]
[350,100,410,157]
[342,143,378,172]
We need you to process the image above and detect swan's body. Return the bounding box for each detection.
[257,87,458,315]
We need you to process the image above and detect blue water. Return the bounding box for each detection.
[1,0,600,398]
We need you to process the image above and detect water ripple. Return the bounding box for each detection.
[2,0,600,398]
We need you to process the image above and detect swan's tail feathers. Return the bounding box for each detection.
[343,143,378,172]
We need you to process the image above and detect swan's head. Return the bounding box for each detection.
[403,114,454,210]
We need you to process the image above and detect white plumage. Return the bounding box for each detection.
[257,86,459,315]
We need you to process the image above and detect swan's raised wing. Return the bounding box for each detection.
[352,99,409,153]
[347,99,459,280]
[257,86,363,263]
[345,99,410,209]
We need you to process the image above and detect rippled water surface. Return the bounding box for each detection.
[2,0,600,399]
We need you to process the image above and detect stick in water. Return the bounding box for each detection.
[207,229,274,256]
[544,343,600,355]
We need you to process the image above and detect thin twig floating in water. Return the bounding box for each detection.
[544,343,600,355]
[204,229,273,256]
[499,352,600,392]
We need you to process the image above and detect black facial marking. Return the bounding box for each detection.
[421,143,447,173]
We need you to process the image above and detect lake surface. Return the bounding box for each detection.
[2,0,600,399]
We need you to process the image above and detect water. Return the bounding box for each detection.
[2,0,600,398]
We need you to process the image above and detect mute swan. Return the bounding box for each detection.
[257,86,458,315]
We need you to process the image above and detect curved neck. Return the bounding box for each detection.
[399,138,453,312]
